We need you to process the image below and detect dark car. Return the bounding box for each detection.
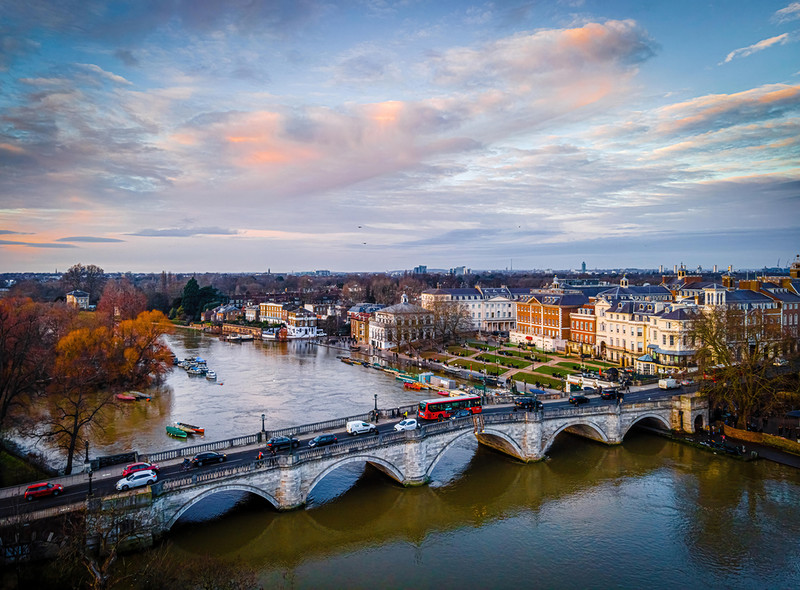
[600,388,619,400]
[568,395,590,405]
[266,436,300,451]
[308,434,337,448]
[514,397,543,411]
[449,409,473,420]
[190,451,226,467]
[24,482,63,501]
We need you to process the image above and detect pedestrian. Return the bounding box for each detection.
[257,451,264,460]
[404,411,408,419]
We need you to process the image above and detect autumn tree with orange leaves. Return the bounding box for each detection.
[43,310,173,473]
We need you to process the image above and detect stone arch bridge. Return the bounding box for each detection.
[95,395,706,544]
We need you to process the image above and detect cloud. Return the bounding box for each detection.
[428,20,656,87]
[114,49,139,67]
[721,33,791,64]
[774,2,800,23]
[56,236,125,243]
[129,227,239,237]
[0,229,34,235]
[655,83,800,135]
[77,63,132,85]
[0,239,76,248]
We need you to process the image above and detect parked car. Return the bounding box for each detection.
[308,434,338,448]
[346,420,378,435]
[24,482,63,501]
[449,409,473,420]
[600,389,619,400]
[568,395,590,405]
[395,418,419,431]
[115,470,157,491]
[658,378,680,389]
[122,462,160,478]
[773,358,788,367]
[190,451,227,467]
[514,397,543,411]
[266,436,300,451]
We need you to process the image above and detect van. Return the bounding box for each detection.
[346,420,378,435]
[658,378,680,390]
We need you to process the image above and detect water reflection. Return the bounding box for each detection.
[128,425,800,589]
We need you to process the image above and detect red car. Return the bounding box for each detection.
[24,482,64,501]
[122,462,160,478]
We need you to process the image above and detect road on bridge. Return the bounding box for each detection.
[0,384,678,518]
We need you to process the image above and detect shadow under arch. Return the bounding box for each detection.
[164,483,280,531]
[426,428,521,477]
[304,454,405,501]
[542,419,610,455]
[622,413,671,438]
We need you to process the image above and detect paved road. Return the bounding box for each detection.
[0,384,676,518]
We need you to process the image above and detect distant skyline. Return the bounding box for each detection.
[1,1,798,273]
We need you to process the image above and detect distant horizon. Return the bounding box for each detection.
[2,260,797,278]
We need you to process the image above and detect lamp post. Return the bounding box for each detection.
[85,439,89,462]
[87,463,93,497]
[261,413,266,432]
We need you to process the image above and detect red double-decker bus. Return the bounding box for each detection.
[418,395,482,420]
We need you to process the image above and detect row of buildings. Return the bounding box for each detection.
[350,259,800,375]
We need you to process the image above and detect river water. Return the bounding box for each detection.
[115,331,800,588]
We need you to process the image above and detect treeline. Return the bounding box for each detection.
[0,288,174,473]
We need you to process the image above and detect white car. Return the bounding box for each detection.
[115,469,157,491]
[394,419,418,431]
[346,420,378,435]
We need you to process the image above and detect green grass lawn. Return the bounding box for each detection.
[446,346,473,357]
[476,353,531,369]
[511,371,564,389]
[0,450,48,487]
[448,358,504,375]
[533,366,570,378]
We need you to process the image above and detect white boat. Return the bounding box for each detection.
[206,370,217,380]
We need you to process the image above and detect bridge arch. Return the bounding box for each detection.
[623,413,671,438]
[542,420,609,455]
[304,454,405,500]
[426,428,523,476]
[163,483,281,531]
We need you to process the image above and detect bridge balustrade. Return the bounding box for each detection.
[143,433,260,464]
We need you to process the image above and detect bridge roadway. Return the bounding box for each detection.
[0,386,706,529]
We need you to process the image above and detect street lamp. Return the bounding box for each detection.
[373,393,378,412]
[85,439,89,462]
[87,463,93,497]
[261,413,266,432]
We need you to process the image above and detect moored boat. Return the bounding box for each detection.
[205,370,217,380]
[404,381,422,390]
[116,393,136,401]
[166,425,187,438]
[173,423,196,434]
[175,422,204,435]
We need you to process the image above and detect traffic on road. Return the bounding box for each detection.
[0,384,676,518]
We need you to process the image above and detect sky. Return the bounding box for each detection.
[0,0,798,274]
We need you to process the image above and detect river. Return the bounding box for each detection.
[108,331,800,588]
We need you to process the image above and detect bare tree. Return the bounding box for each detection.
[430,300,473,345]
[689,305,791,428]
[0,298,60,432]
